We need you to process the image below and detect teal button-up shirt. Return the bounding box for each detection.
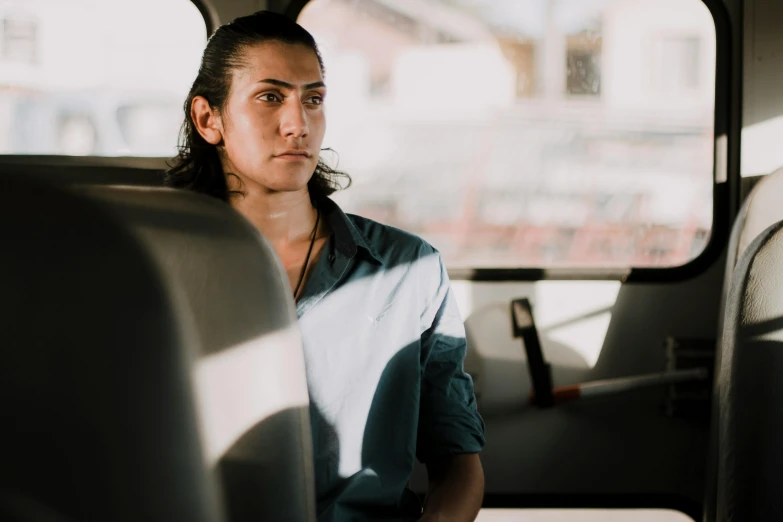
[296,198,485,522]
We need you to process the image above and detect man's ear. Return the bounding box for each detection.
[191,96,223,145]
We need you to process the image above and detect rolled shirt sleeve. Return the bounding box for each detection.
[416,250,485,464]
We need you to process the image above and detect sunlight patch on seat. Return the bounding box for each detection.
[193,326,309,466]
[476,508,694,521]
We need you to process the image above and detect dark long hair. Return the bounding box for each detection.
[164,10,350,203]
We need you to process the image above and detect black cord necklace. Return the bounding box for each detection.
[293,208,320,300]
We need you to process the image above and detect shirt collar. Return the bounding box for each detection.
[320,197,384,266]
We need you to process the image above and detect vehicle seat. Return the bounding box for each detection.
[1,177,315,522]
[81,185,316,522]
[0,176,222,522]
[702,167,783,522]
[714,218,783,521]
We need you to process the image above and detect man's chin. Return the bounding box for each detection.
[267,180,313,195]
[247,170,313,195]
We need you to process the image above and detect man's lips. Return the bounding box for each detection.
[275,150,312,159]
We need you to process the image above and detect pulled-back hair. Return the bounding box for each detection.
[164,10,350,203]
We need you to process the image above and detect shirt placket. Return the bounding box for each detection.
[296,238,354,319]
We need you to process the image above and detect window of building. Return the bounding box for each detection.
[566,32,601,96]
[0,0,205,157]
[3,16,38,64]
[299,0,717,270]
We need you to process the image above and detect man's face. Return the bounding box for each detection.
[218,40,326,195]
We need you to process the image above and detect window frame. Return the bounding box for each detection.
[290,0,734,284]
[190,0,218,36]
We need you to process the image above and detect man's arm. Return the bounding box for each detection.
[416,249,485,520]
[420,453,484,522]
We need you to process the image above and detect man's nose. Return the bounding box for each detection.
[280,99,309,139]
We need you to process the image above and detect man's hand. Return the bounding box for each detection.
[421,453,484,522]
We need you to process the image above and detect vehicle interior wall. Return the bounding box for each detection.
[741,0,783,178]
[9,0,783,518]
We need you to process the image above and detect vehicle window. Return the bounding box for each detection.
[0,0,205,157]
[299,0,717,269]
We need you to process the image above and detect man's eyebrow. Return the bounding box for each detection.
[257,79,326,90]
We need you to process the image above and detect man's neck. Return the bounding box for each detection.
[230,185,318,249]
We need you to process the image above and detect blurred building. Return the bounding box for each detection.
[300,0,716,268]
[0,0,204,155]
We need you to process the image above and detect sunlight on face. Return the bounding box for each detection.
[221,41,327,195]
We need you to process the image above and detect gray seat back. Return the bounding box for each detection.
[715,219,783,521]
[703,167,783,521]
[1,176,315,522]
[0,177,223,522]
[80,186,316,522]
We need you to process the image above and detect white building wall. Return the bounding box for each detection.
[392,42,516,112]
[0,0,204,94]
[602,0,716,114]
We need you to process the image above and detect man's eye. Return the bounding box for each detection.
[260,93,282,102]
[306,95,323,105]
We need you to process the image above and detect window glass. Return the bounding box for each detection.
[299,0,716,269]
[0,0,205,157]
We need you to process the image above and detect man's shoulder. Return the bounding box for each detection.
[346,212,439,263]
